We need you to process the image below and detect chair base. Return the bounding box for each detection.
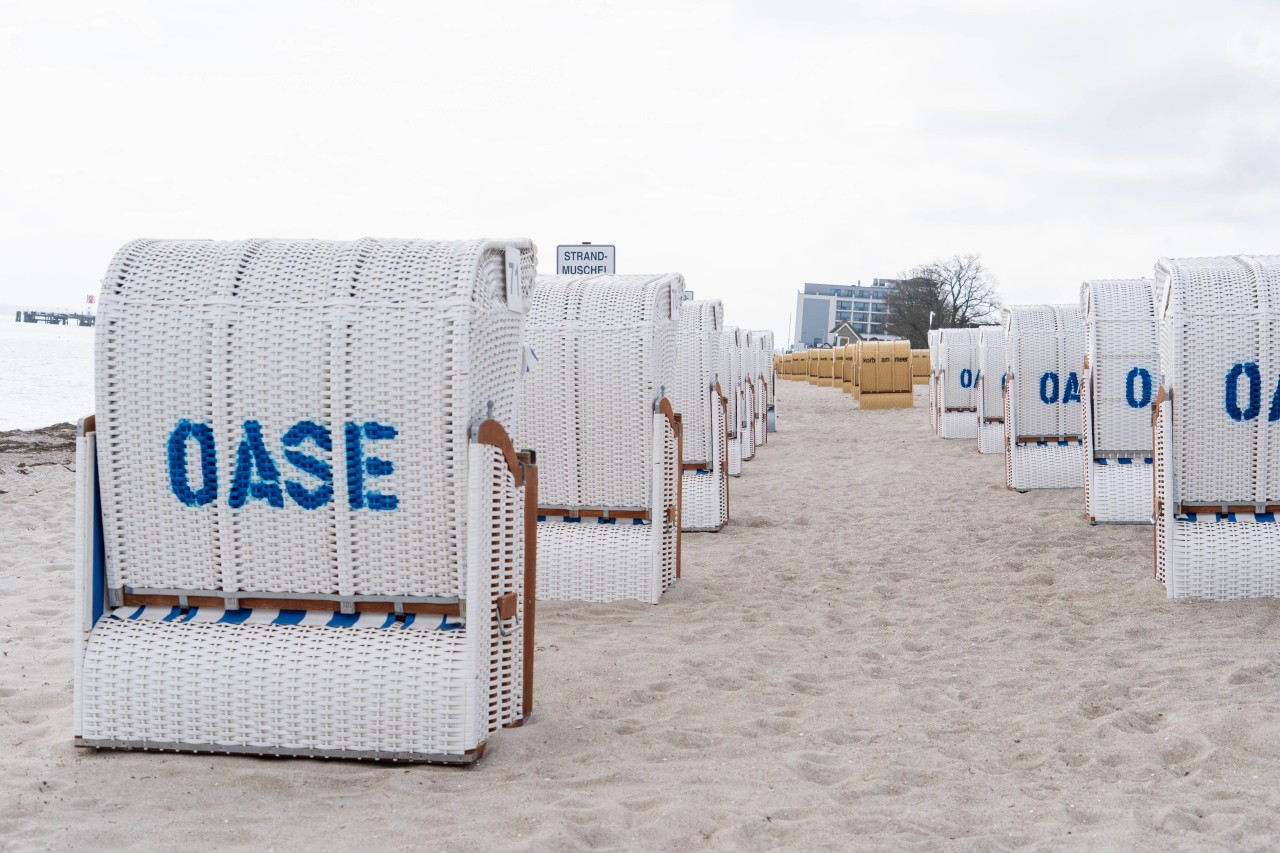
[77,614,497,762]
[939,410,977,439]
[536,522,674,604]
[859,392,913,410]
[766,407,776,433]
[978,421,1004,454]
[1086,459,1154,524]
[75,737,485,765]
[1160,512,1280,599]
[1008,442,1084,490]
[681,469,728,532]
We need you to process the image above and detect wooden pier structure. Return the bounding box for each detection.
[14,310,95,327]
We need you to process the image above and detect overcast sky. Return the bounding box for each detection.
[2,0,1277,345]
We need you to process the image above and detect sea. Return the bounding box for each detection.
[0,306,96,431]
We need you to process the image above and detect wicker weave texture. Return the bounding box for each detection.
[936,328,978,439]
[1003,305,1085,489]
[1157,255,1280,505]
[976,327,1006,454]
[675,300,724,466]
[720,327,743,441]
[517,274,680,509]
[79,440,526,758]
[535,411,680,603]
[96,239,536,599]
[675,300,729,531]
[1005,305,1085,440]
[1083,279,1159,454]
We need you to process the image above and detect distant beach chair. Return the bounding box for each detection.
[911,349,930,385]
[936,328,980,439]
[1154,255,1280,598]
[74,238,537,764]
[1003,305,1085,490]
[747,331,769,447]
[976,326,1006,454]
[518,274,683,603]
[736,329,758,463]
[676,300,729,532]
[856,340,913,409]
[927,330,941,433]
[759,331,778,432]
[1081,279,1159,524]
[722,326,745,476]
[839,343,855,394]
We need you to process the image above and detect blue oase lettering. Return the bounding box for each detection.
[1225,362,1261,422]
[1063,371,1081,405]
[282,420,333,509]
[1126,367,1152,409]
[229,420,284,508]
[1039,371,1059,405]
[167,420,217,506]
[345,421,399,511]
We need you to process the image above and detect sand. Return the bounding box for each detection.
[4,386,1280,851]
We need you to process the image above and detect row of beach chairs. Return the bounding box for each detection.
[928,256,1280,601]
[72,238,778,764]
[774,341,920,408]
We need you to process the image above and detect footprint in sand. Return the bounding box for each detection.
[786,751,852,786]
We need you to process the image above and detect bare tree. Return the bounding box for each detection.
[885,254,1002,346]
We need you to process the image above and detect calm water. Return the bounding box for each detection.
[0,310,96,430]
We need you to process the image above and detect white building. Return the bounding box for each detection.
[793,279,899,348]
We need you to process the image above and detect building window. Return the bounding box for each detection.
[854,302,868,311]
[870,324,884,334]
[853,312,868,322]
[835,310,851,321]
[836,300,851,310]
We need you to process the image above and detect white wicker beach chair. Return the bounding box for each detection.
[739,331,759,462]
[759,331,778,432]
[747,331,769,447]
[1003,305,1086,490]
[721,326,750,473]
[74,238,538,764]
[976,327,1007,454]
[1082,279,1159,524]
[936,328,980,439]
[1153,255,1280,598]
[927,330,941,434]
[516,274,682,604]
[676,300,729,532]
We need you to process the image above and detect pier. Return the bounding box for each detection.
[14,310,95,327]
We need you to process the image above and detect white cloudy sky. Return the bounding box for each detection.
[2,0,1277,345]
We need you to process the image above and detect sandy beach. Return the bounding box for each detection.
[4,383,1280,851]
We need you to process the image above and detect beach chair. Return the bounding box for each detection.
[927,330,941,433]
[1154,255,1280,598]
[74,238,537,764]
[734,328,758,463]
[911,349,930,385]
[760,331,778,432]
[1003,305,1085,490]
[857,340,913,409]
[976,327,1007,454]
[936,328,980,439]
[676,300,730,532]
[722,327,745,476]
[516,274,682,604]
[747,331,768,447]
[1082,279,1159,524]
